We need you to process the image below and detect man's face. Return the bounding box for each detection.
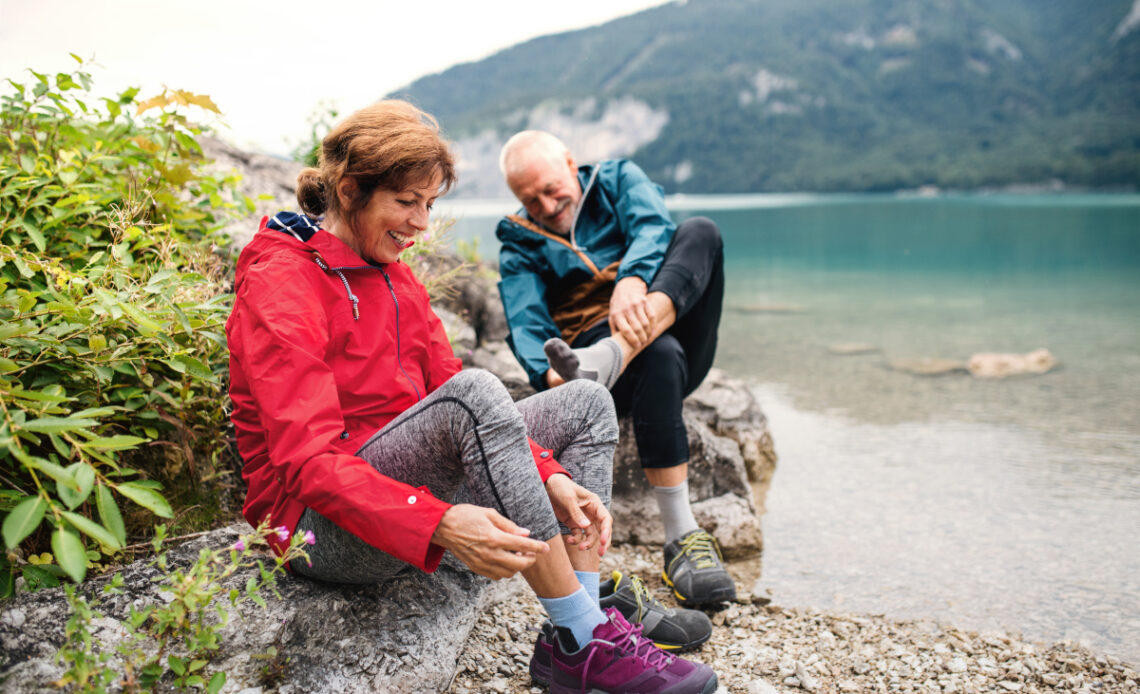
[506,151,581,235]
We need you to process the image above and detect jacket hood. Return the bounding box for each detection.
[237,213,381,280]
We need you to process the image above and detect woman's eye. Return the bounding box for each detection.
[397,199,414,206]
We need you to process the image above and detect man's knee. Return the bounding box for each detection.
[632,334,687,379]
[675,216,722,254]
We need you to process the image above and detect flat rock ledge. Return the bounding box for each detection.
[0,525,491,694]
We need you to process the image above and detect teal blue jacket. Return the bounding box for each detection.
[496,159,676,390]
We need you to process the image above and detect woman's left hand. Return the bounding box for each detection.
[544,473,612,556]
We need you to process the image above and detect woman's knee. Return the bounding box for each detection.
[560,379,618,443]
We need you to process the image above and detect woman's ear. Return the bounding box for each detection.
[336,177,358,209]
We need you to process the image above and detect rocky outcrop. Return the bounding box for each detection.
[0,525,491,694]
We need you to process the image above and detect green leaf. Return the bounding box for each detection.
[61,511,121,551]
[5,388,71,404]
[19,154,34,174]
[10,448,76,490]
[51,528,87,583]
[168,655,185,676]
[58,463,96,510]
[21,416,98,434]
[120,301,162,335]
[96,484,126,547]
[207,671,226,694]
[22,564,61,590]
[2,496,47,549]
[82,435,145,450]
[25,225,46,252]
[115,482,172,518]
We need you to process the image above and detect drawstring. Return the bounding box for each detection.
[312,254,360,320]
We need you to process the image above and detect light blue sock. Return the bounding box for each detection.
[537,586,607,649]
[575,570,600,607]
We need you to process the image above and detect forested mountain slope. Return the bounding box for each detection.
[390,0,1140,195]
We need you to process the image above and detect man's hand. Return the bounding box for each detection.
[544,473,612,556]
[430,503,549,579]
[609,276,655,348]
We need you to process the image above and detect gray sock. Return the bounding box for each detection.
[544,337,622,390]
[652,480,699,544]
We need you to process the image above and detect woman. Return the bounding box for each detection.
[225,100,717,694]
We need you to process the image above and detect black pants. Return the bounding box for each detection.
[572,216,724,469]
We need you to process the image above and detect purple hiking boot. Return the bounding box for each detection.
[548,608,718,694]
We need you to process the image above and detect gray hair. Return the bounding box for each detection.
[499,130,570,179]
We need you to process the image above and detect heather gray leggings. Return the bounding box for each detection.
[290,369,617,584]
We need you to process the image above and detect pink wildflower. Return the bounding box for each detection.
[303,530,316,545]
[233,539,246,552]
[274,525,290,542]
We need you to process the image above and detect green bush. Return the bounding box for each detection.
[0,57,250,592]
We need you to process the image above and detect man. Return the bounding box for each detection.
[495,131,733,614]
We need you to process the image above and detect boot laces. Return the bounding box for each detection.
[624,574,666,622]
[679,530,721,570]
[582,614,674,689]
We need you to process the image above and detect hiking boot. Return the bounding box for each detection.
[662,529,737,606]
[549,608,718,694]
[529,620,556,686]
[600,570,712,651]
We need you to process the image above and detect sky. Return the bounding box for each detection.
[0,0,670,155]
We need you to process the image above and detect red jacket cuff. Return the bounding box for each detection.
[528,438,568,483]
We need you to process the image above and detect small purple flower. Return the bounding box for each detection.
[274,526,290,542]
[232,539,246,552]
[302,530,316,546]
[423,233,432,242]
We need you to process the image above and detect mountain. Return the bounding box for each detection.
[389,0,1140,196]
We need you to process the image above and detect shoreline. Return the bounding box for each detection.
[447,544,1139,693]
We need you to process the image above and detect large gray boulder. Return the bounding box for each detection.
[608,369,775,559]
[0,525,490,694]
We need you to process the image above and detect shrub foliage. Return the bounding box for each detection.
[0,57,250,592]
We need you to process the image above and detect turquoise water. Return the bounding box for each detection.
[443,194,1140,663]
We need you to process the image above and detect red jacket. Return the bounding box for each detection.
[226,215,566,571]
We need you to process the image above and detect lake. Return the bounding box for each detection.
[438,193,1140,664]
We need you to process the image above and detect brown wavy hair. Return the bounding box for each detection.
[295,100,456,229]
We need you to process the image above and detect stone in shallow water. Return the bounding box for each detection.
[828,342,880,355]
[888,357,968,376]
[967,348,1056,379]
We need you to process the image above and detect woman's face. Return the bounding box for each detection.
[344,172,441,264]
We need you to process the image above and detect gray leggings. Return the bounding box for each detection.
[290,369,617,584]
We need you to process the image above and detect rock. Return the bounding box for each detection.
[607,369,773,558]
[0,525,489,694]
[828,342,879,355]
[968,348,1056,379]
[796,660,820,690]
[888,357,969,376]
[747,679,780,694]
[435,306,477,359]
[200,136,304,248]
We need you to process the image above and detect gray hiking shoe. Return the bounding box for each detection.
[600,570,712,651]
[662,529,737,606]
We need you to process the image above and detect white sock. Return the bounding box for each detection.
[544,337,622,390]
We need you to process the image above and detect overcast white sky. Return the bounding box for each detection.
[0,0,669,155]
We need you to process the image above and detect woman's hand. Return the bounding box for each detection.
[430,504,549,580]
[544,473,612,557]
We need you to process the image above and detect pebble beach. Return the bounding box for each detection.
[447,545,1139,694]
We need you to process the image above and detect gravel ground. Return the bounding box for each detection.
[447,545,1139,694]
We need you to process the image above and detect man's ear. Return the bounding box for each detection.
[565,151,577,174]
[336,177,358,209]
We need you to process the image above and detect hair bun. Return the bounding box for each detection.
[296,168,327,216]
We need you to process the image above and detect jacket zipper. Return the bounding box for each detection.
[380,267,423,401]
[312,252,423,401]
